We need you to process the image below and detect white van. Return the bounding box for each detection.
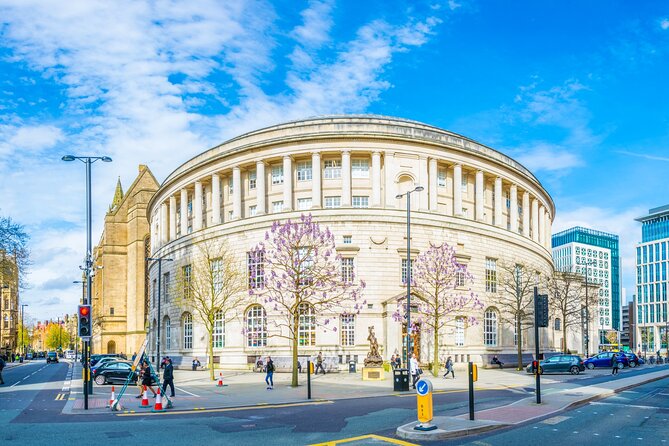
[65,350,75,360]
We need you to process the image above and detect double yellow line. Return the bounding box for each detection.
[55,393,67,401]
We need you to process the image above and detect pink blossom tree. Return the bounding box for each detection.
[248,214,365,387]
[395,242,482,376]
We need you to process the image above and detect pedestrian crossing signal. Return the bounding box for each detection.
[78,305,91,337]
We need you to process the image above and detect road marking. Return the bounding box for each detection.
[174,386,199,397]
[395,384,524,398]
[117,400,334,417]
[309,434,419,446]
[55,393,66,401]
[590,401,660,410]
[541,416,570,425]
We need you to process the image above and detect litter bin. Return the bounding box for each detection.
[349,360,356,373]
[393,368,409,391]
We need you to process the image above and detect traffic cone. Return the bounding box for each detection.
[107,386,116,408]
[151,388,165,412]
[140,385,150,408]
[217,372,223,387]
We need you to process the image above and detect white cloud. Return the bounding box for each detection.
[292,0,334,48]
[0,124,63,156]
[661,18,669,30]
[616,150,669,162]
[514,143,583,173]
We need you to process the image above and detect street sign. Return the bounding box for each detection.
[414,378,436,431]
[536,294,549,327]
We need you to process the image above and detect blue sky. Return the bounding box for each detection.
[1,0,668,321]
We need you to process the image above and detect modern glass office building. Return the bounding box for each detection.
[552,227,621,339]
[635,204,669,353]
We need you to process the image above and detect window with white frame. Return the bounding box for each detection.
[211,258,223,293]
[163,272,170,302]
[461,173,468,193]
[341,314,355,346]
[272,201,284,213]
[297,161,312,181]
[213,310,224,348]
[297,247,314,286]
[343,235,352,244]
[183,313,193,349]
[351,159,369,178]
[187,198,193,233]
[324,159,342,179]
[249,170,256,190]
[165,317,171,349]
[438,169,446,187]
[554,318,561,331]
[484,309,498,346]
[228,210,233,220]
[249,205,257,217]
[455,317,465,346]
[341,257,354,282]
[298,303,316,346]
[401,258,413,284]
[247,251,264,289]
[297,198,312,210]
[324,196,341,208]
[352,196,369,208]
[228,179,233,194]
[271,165,284,185]
[456,269,466,287]
[246,305,267,347]
[182,265,192,299]
[485,258,497,293]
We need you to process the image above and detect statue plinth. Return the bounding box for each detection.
[362,366,385,381]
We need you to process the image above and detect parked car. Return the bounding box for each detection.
[46,351,59,364]
[583,351,628,369]
[90,357,125,375]
[26,352,33,360]
[526,354,585,375]
[623,352,644,367]
[92,361,157,386]
[89,353,125,367]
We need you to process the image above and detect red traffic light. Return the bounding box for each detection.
[79,306,90,317]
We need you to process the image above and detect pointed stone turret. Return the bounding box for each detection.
[108,177,124,213]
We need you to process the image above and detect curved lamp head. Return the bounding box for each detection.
[61,155,76,162]
[101,156,112,162]
[414,186,425,192]
[395,194,403,199]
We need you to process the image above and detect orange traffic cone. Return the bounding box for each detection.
[107,386,116,407]
[140,385,150,408]
[217,372,223,387]
[151,388,165,412]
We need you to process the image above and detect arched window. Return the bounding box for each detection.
[484,308,498,347]
[164,316,171,350]
[246,305,266,347]
[213,310,225,348]
[183,313,193,349]
[298,303,316,346]
[107,340,116,354]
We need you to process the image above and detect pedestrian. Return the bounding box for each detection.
[390,354,396,370]
[135,362,147,398]
[162,357,175,398]
[656,350,662,365]
[395,355,402,369]
[297,361,302,374]
[443,356,454,379]
[491,355,504,369]
[265,355,275,390]
[131,352,137,362]
[192,357,201,371]
[315,351,326,375]
[0,354,5,385]
[141,361,158,397]
[410,353,420,389]
[611,352,619,375]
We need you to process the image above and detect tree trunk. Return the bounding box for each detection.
[209,330,215,381]
[516,317,523,370]
[291,312,299,387]
[432,325,440,376]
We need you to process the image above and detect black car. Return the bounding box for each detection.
[89,353,125,367]
[526,354,585,375]
[93,361,157,385]
[46,351,58,364]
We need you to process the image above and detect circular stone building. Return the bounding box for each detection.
[147,115,555,371]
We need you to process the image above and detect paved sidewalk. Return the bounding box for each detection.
[396,367,669,441]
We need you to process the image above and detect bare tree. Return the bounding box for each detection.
[0,215,30,288]
[175,240,247,381]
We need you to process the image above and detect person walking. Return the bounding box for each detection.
[0,354,6,385]
[395,355,402,369]
[140,361,157,397]
[315,351,326,375]
[162,357,175,398]
[192,357,201,371]
[611,352,619,375]
[443,356,454,379]
[410,353,420,389]
[265,356,275,390]
[390,354,396,370]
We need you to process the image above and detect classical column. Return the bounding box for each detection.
[180,188,188,236]
[522,191,530,238]
[538,205,546,245]
[312,152,322,209]
[194,181,203,231]
[494,177,503,228]
[510,184,518,233]
[453,164,463,216]
[256,161,266,215]
[371,151,381,207]
[531,197,539,242]
[475,170,484,221]
[419,156,428,211]
[428,158,438,212]
[341,150,351,207]
[169,196,177,241]
[544,210,552,249]
[233,166,241,219]
[160,202,168,245]
[211,173,221,225]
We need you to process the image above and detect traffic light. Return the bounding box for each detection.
[78,305,91,338]
[532,360,540,374]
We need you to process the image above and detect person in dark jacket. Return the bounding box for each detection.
[141,361,157,397]
[0,355,6,385]
[611,352,619,375]
[265,356,275,390]
[162,357,175,397]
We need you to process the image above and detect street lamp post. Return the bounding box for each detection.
[62,154,112,410]
[21,304,28,356]
[146,256,173,375]
[395,185,424,368]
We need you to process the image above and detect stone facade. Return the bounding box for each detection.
[0,252,19,357]
[146,115,559,369]
[91,165,159,356]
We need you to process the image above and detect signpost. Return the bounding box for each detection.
[413,378,436,431]
[533,288,548,404]
[468,362,478,420]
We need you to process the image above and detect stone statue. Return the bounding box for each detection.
[364,325,384,367]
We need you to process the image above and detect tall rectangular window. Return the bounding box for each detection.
[152,279,157,306]
[272,165,284,185]
[297,161,312,181]
[213,310,224,348]
[324,196,341,208]
[324,159,342,179]
[247,252,264,289]
[249,205,257,217]
[461,173,468,193]
[484,310,498,346]
[183,313,193,349]
[351,159,369,178]
[485,258,497,293]
[352,196,369,208]
[456,270,466,288]
[455,317,465,346]
[163,272,170,302]
[182,265,192,299]
[401,258,413,284]
[211,258,223,293]
[297,198,312,210]
[249,170,257,190]
[228,179,233,194]
[341,257,354,282]
[272,201,284,213]
[341,314,355,346]
[165,319,171,349]
[437,169,446,187]
[298,303,316,346]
